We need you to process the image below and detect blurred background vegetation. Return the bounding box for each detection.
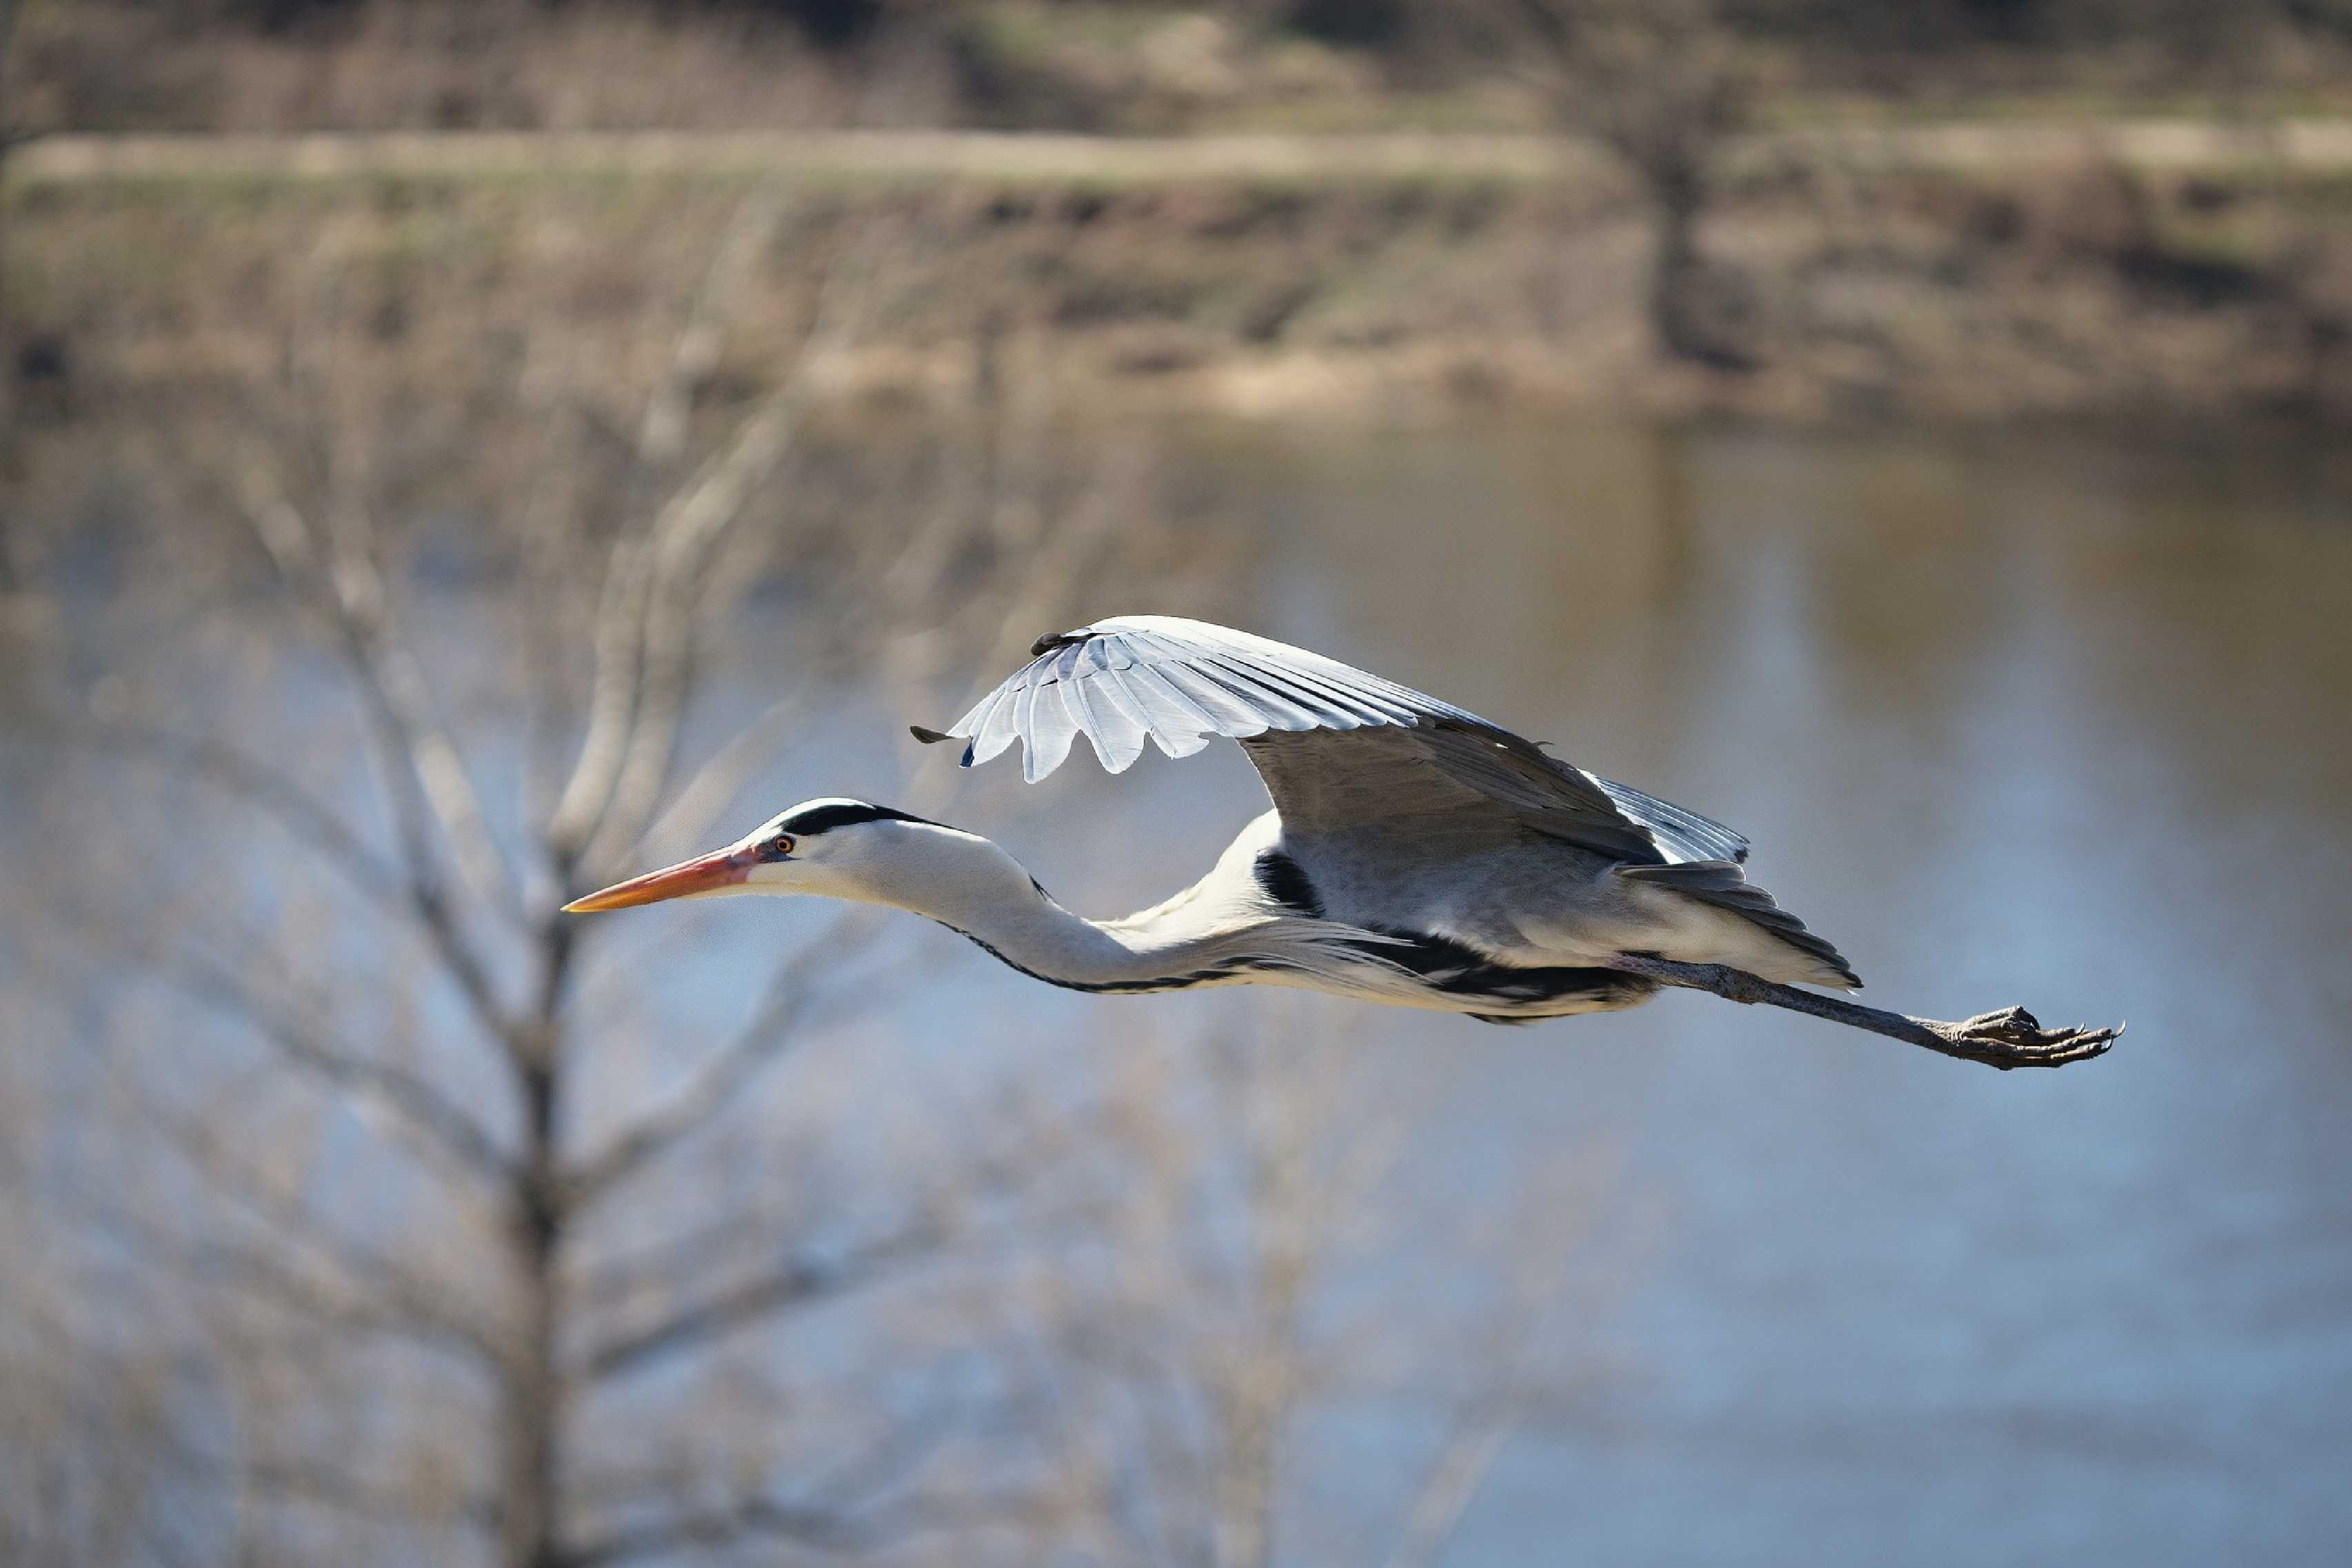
[17,0,2352,134]
[4,6,2352,1568]
[8,0,2352,420]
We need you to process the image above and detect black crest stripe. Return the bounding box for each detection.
[778,801,942,836]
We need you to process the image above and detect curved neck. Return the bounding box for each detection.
[852,828,1262,993]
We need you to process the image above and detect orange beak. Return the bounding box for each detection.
[563,846,756,913]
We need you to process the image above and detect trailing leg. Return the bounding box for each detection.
[1605,954,2120,1069]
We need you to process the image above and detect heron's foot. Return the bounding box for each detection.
[1920,1007,2124,1070]
[1608,952,2118,1071]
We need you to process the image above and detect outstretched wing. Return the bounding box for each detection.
[912,615,1746,867]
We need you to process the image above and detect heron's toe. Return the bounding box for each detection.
[1936,1009,2123,1069]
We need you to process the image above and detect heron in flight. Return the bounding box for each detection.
[567,617,2115,1067]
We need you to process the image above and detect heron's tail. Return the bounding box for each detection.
[1614,859,1862,989]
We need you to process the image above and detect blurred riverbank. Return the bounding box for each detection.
[11,123,2352,426]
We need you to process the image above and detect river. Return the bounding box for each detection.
[7,412,2349,1565]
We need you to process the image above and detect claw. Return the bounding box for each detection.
[1929,1009,2124,1069]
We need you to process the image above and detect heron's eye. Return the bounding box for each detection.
[770,834,796,856]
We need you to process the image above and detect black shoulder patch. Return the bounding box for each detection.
[1030,629,1089,657]
[778,801,941,836]
[1253,850,1323,918]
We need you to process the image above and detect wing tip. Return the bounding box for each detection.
[909,723,980,766]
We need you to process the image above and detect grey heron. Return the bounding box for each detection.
[567,616,2116,1068]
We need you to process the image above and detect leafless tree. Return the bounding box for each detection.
[1011,998,1636,1568]
[11,170,1209,1568]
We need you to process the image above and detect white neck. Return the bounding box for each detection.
[839,825,1291,993]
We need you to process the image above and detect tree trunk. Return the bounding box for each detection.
[1,0,19,589]
[1645,159,1709,365]
[501,1058,567,1568]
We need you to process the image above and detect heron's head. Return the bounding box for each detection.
[563,798,961,913]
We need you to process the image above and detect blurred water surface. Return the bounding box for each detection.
[938,414,2352,1565]
[12,414,2352,1564]
[1161,417,2352,1566]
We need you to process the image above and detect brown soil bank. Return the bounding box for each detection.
[9,132,2352,426]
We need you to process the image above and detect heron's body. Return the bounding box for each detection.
[568,616,1858,1023]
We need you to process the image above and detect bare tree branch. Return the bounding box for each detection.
[512,325,601,906]
[625,679,814,863]
[41,701,513,1069]
[1380,1410,1516,1568]
[228,476,521,1042]
[36,856,510,1202]
[156,1092,508,1354]
[235,461,524,925]
[1605,956,2122,1067]
[241,1458,494,1535]
[573,1205,814,1312]
[568,1478,979,1568]
[159,948,514,1185]
[87,1195,501,1369]
[573,412,792,878]
[559,1382,974,1523]
[575,1094,1102,1328]
[565,1495,863,1568]
[548,530,652,867]
[564,908,888,1207]
[547,191,794,867]
[572,208,901,882]
[636,189,794,475]
[1375,1153,1600,1568]
[34,713,408,911]
[571,1380,981,1565]
[790,1385,974,1515]
[583,1223,943,1383]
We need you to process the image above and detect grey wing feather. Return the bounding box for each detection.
[1616,860,1859,987]
[1591,777,1749,865]
[916,616,1713,866]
